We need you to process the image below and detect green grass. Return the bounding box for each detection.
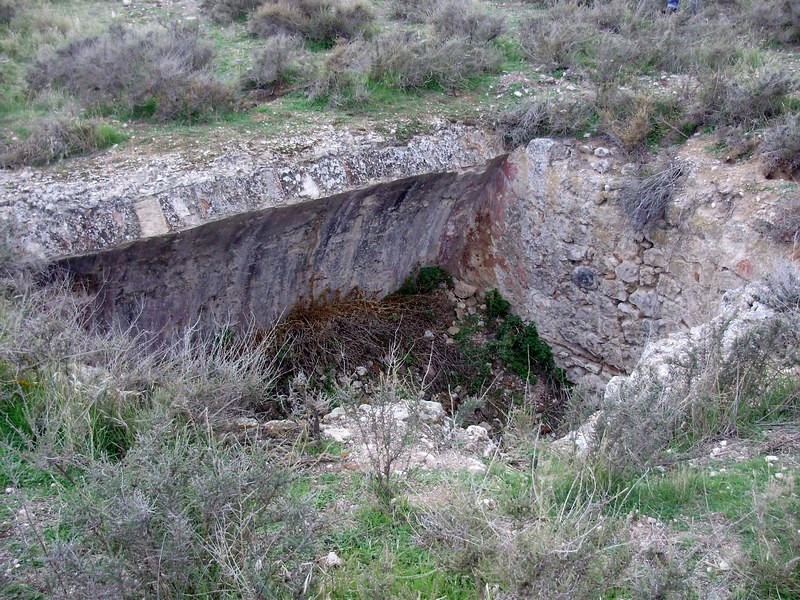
[320,503,476,599]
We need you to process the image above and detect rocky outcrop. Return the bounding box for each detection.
[555,281,800,461]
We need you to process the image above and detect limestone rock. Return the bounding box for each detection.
[453,279,478,299]
[419,400,446,424]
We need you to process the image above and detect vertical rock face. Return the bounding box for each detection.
[458,139,792,392]
[57,159,503,339]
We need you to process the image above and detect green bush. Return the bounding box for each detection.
[484,289,510,320]
[397,266,452,295]
[491,315,561,384]
[0,118,127,168]
[28,23,235,122]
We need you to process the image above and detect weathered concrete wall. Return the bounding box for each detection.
[57,158,503,338]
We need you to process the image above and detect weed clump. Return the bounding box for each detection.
[619,162,684,231]
[28,23,235,122]
[761,113,800,179]
[242,34,306,92]
[496,95,595,148]
[0,118,127,168]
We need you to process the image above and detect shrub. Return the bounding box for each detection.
[697,67,793,129]
[747,0,800,45]
[241,34,306,91]
[428,0,505,43]
[484,289,510,320]
[249,2,304,39]
[495,94,595,148]
[518,3,596,70]
[388,0,437,22]
[764,194,800,249]
[597,89,686,151]
[0,118,127,168]
[619,162,684,231]
[761,113,800,179]
[249,0,375,47]
[397,266,452,295]
[28,23,235,122]
[200,0,261,23]
[340,357,421,502]
[59,425,317,598]
[763,261,800,312]
[370,30,503,92]
[306,38,372,107]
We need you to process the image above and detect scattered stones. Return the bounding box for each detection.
[447,325,461,336]
[593,147,610,157]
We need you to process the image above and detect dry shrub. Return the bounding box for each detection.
[427,0,505,43]
[388,0,437,21]
[55,425,317,598]
[200,0,261,23]
[495,94,595,148]
[241,33,306,92]
[370,30,503,92]
[519,0,749,80]
[748,0,800,44]
[597,90,684,151]
[249,0,375,46]
[761,113,800,179]
[764,195,800,251]
[619,162,684,231]
[28,23,235,122]
[697,66,793,129]
[274,289,474,395]
[306,38,372,106]
[0,118,126,168]
[519,2,596,70]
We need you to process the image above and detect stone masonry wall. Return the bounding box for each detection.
[458,138,794,392]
